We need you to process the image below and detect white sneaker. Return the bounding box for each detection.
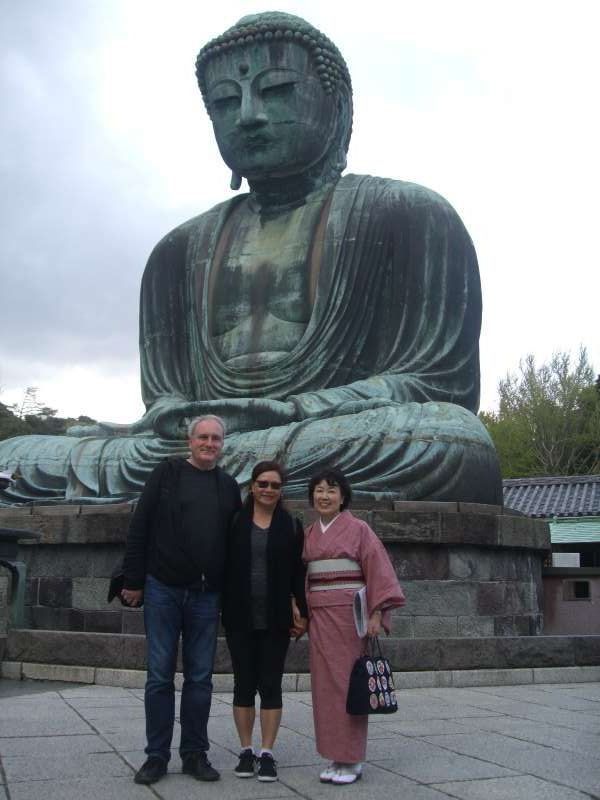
[331,763,363,785]
[319,762,339,782]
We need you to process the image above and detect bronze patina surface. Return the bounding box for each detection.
[0,12,501,503]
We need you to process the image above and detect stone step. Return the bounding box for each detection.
[5,629,600,673]
[3,660,600,692]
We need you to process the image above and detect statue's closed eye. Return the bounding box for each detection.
[261,82,295,100]
[212,95,241,113]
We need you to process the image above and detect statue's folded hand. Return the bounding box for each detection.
[212,398,298,433]
[147,397,297,438]
[334,397,404,417]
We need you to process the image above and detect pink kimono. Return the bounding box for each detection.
[303,511,405,762]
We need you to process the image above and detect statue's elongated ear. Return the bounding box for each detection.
[230,171,242,190]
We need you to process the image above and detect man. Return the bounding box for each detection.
[121,414,241,785]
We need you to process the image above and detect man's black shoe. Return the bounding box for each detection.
[182,752,220,781]
[257,752,278,782]
[134,756,167,785]
[234,748,256,778]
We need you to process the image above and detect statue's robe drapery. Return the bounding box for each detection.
[0,174,501,503]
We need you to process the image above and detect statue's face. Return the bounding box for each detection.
[204,41,337,181]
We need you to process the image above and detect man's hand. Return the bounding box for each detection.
[121,588,143,607]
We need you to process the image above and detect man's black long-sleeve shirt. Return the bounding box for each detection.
[123,458,242,591]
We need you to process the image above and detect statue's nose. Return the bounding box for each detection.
[238,90,268,128]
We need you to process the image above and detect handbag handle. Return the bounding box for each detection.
[365,635,385,659]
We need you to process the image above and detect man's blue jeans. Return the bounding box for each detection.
[143,574,219,763]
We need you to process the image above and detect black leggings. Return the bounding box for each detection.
[226,629,290,709]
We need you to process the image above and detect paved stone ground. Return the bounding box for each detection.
[1,679,599,799]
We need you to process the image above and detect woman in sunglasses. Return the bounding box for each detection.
[222,460,308,783]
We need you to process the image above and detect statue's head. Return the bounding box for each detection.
[195,12,353,188]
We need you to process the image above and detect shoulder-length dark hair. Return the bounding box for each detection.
[308,466,352,510]
[243,460,287,512]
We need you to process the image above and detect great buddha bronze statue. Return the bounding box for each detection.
[0,12,502,504]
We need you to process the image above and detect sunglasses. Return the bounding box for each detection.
[255,480,283,490]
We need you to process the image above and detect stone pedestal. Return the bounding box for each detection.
[0,501,549,638]
[373,502,550,637]
[0,569,9,663]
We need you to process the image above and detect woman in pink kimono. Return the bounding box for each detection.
[302,467,406,785]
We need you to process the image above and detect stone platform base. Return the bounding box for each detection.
[5,629,600,675]
[0,500,551,638]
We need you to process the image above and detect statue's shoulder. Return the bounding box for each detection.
[340,173,465,224]
[146,196,247,264]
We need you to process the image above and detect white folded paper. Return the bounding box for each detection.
[353,586,368,637]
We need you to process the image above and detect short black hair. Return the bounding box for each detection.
[308,466,352,510]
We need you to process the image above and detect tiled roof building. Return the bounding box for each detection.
[503,474,600,518]
[503,475,600,557]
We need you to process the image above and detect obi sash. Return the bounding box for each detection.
[307,557,365,592]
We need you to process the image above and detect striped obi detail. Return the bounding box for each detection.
[307,558,364,592]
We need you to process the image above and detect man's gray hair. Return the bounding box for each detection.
[187,414,226,438]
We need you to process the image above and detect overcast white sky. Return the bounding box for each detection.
[1,0,598,422]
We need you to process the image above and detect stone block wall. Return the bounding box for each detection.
[387,544,543,637]
[0,505,137,635]
[0,501,550,638]
[0,567,10,664]
[0,570,10,636]
[24,545,145,634]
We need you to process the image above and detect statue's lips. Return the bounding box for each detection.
[241,135,273,151]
